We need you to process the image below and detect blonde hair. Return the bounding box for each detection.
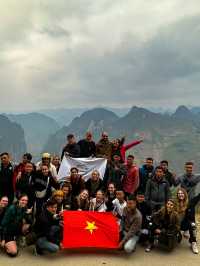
[52,190,64,198]
[175,187,188,214]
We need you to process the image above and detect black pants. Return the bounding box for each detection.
[35,198,46,218]
[47,225,62,246]
[149,229,178,251]
[181,217,196,243]
[158,231,178,251]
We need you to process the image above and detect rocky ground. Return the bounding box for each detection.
[1,215,200,266]
[0,236,199,266]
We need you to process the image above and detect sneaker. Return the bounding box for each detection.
[18,236,26,248]
[191,242,199,254]
[33,246,43,256]
[145,244,152,252]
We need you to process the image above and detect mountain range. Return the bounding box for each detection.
[44,105,200,174]
[1,105,200,174]
[39,107,131,126]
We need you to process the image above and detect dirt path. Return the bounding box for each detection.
[0,238,199,266]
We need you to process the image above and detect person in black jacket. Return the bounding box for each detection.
[136,194,152,243]
[61,183,73,210]
[0,196,9,242]
[0,153,14,204]
[105,183,116,211]
[34,199,61,255]
[145,166,171,213]
[160,160,175,187]
[64,167,85,198]
[16,162,36,208]
[85,170,103,198]
[78,132,96,158]
[33,165,59,216]
[0,196,9,223]
[103,154,127,190]
[61,134,80,159]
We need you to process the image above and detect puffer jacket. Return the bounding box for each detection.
[145,177,171,211]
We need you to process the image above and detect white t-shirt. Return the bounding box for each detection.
[90,198,107,212]
[112,198,127,218]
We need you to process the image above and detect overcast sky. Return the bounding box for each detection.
[0,0,199,112]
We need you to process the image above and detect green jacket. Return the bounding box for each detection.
[1,204,27,236]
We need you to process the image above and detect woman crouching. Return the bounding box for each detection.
[1,194,31,257]
[146,199,180,252]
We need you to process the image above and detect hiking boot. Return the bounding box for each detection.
[191,242,199,254]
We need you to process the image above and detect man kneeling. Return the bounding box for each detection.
[119,194,142,253]
[34,199,62,255]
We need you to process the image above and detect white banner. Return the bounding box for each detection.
[58,156,107,181]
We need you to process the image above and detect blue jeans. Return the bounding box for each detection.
[123,232,139,253]
[36,237,59,254]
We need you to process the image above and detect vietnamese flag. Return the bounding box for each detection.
[63,211,119,249]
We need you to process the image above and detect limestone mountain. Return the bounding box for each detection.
[6,113,60,158]
[172,105,198,121]
[110,106,200,173]
[43,106,200,174]
[40,107,130,126]
[43,108,119,154]
[0,115,26,160]
[39,108,88,127]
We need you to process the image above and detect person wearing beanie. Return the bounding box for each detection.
[36,153,58,180]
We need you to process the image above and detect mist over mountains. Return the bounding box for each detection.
[1,105,200,173]
[5,113,59,159]
[0,115,26,160]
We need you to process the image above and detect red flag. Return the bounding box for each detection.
[63,211,119,249]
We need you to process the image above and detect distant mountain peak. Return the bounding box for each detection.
[129,106,154,114]
[173,105,193,118]
[175,105,190,113]
[125,106,156,120]
[81,108,119,119]
[43,107,120,153]
[69,108,119,126]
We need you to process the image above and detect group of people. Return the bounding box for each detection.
[0,131,199,257]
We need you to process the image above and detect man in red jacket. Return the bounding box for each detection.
[122,155,139,197]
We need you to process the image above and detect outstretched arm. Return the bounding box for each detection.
[124,139,143,151]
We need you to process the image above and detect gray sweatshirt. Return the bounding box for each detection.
[122,207,142,242]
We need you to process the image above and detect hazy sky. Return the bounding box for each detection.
[0,0,199,112]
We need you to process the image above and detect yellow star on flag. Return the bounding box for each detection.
[85,221,98,234]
